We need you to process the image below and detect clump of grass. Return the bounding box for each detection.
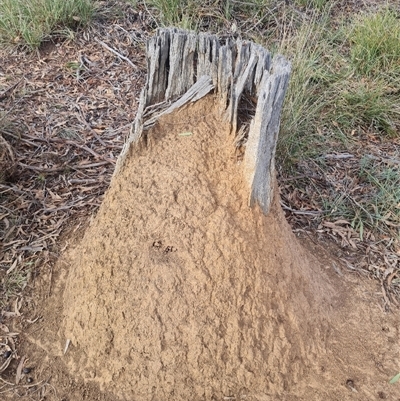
[338,7,400,138]
[145,0,190,27]
[0,267,31,307]
[334,81,399,137]
[279,5,400,160]
[325,7,400,138]
[278,8,346,165]
[0,0,94,49]
[349,8,400,78]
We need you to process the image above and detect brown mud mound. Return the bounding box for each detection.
[59,96,399,400]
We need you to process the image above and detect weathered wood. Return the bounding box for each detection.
[115,28,291,215]
[142,75,214,130]
[197,33,220,86]
[244,56,291,213]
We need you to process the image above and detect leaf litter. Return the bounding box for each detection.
[279,134,400,308]
[0,2,148,397]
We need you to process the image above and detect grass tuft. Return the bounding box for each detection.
[334,81,399,137]
[0,0,94,49]
[277,7,347,165]
[349,8,400,78]
[358,157,400,234]
[322,156,400,237]
[0,267,31,307]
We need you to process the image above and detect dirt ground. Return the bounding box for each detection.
[1,96,397,401]
[1,2,400,400]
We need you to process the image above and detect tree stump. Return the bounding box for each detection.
[60,28,338,400]
[116,28,291,214]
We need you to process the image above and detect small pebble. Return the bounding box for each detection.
[3,350,11,359]
[27,377,33,384]
[23,367,32,374]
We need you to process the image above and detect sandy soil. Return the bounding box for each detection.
[7,96,398,401]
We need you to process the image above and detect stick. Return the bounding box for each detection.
[280,201,323,216]
[94,38,138,70]
[0,79,22,101]
[19,160,112,173]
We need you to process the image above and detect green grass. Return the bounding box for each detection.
[271,4,400,235]
[146,0,191,27]
[334,80,399,137]
[349,8,400,78]
[358,157,400,233]
[278,10,343,165]
[0,267,31,307]
[0,0,94,49]
[144,0,275,30]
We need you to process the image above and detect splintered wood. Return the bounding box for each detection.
[116,28,291,214]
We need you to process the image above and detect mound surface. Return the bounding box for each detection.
[60,96,398,400]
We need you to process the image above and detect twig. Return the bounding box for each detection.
[73,161,113,169]
[19,163,66,173]
[15,355,26,384]
[280,201,323,216]
[0,386,15,394]
[323,153,354,159]
[0,376,14,386]
[103,123,132,137]
[280,174,322,182]
[94,38,138,70]
[19,160,112,173]
[74,104,113,147]
[0,79,22,101]
[68,179,100,184]
[0,184,27,195]
[141,1,159,28]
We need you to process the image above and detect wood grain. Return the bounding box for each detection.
[115,28,291,214]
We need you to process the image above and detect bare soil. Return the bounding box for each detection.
[4,96,398,401]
